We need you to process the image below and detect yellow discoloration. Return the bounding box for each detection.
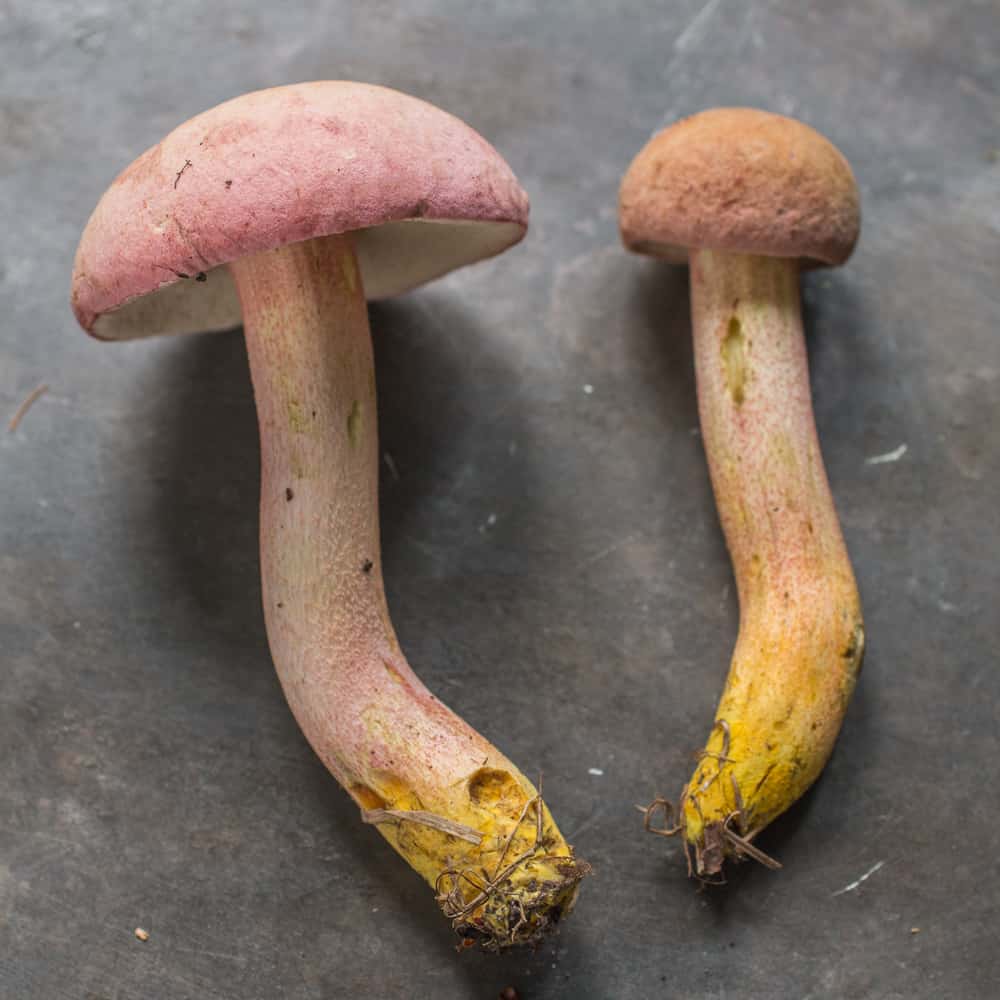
[271,371,308,434]
[288,398,308,433]
[341,249,358,295]
[678,561,865,876]
[467,767,521,810]
[351,782,386,810]
[352,701,586,943]
[229,233,586,946]
[721,316,747,405]
[347,399,362,448]
[362,765,587,947]
[671,249,865,879]
[382,659,406,685]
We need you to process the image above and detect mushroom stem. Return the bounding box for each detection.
[229,234,586,946]
[681,248,864,877]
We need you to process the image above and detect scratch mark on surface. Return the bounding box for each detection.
[565,805,608,842]
[866,444,907,465]
[832,859,885,896]
[171,944,248,964]
[577,533,638,568]
[7,383,48,432]
[383,452,400,481]
[675,0,724,51]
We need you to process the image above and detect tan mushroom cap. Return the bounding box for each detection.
[619,108,860,267]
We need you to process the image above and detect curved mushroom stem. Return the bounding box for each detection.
[228,234,586,946]
[678,248,864,879]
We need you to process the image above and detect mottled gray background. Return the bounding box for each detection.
[2,1,998,998]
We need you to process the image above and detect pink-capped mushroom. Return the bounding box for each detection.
[72,81,587,948]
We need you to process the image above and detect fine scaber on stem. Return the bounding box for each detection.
[621,107,865,879]
[72,82,588,946]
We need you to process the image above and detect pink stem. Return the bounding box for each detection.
[228,233,584,944]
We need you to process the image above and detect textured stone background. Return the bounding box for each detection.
[2,1,998,997]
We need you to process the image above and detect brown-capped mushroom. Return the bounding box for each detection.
[621,107,865,879]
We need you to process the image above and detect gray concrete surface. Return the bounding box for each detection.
[2,1,998,997]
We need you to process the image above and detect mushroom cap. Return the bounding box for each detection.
[72,82,529,340]
[619,108,860,267]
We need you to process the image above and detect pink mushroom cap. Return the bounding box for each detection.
[71,81,530,340]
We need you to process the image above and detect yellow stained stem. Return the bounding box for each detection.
[668,250,864,878]
[357,767,583,946]
[231,234,587,946]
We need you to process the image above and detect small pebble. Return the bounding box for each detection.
[499,988,519,1000]
[134,927,149,942]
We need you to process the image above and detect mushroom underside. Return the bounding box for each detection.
[92,218,523,341]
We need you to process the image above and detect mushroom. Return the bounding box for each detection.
[620,108,865,879]
[72,82,588,946]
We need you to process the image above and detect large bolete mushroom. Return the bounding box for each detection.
[72,82,587,947]
[620,107,865,879]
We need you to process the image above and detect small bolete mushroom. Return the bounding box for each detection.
[620,108,865,879]
[72,82,587,946]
